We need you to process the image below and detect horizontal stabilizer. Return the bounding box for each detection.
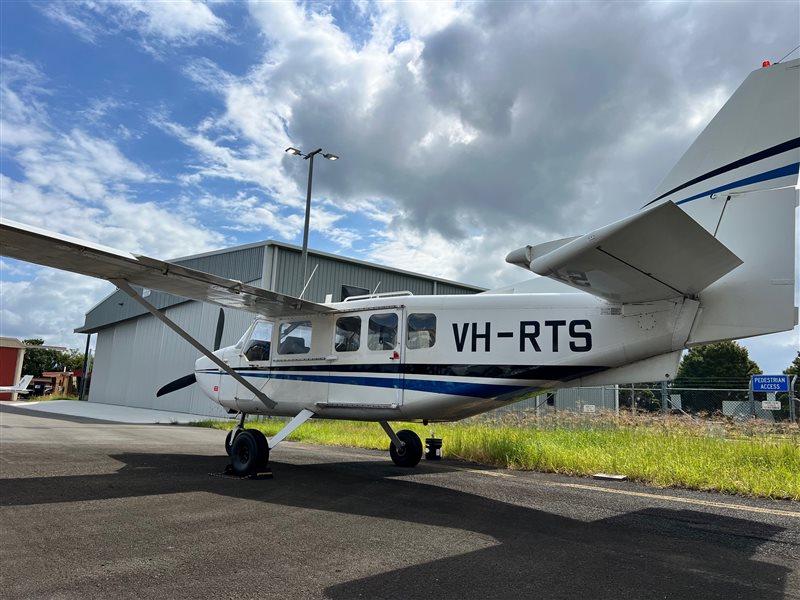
[0,218,336,319]
[506,201,742,303]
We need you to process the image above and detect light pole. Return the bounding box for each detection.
[285,146,339,290]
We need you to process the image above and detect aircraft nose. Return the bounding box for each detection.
[195,354,216,372]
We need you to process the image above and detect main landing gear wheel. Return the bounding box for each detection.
[389,429,423,467]
[230,429,270,476]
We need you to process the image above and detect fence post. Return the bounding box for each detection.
[790,375,798,423]
[661,381,668,414]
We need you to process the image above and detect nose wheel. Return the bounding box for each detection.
[225,412,270,475]
[228,429,270,475]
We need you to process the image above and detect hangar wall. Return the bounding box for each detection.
[80,241,483,416]
[91,302,256,416]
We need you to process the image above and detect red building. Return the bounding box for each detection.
[0,337,27,401]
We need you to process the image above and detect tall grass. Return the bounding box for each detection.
[194,413,800,501]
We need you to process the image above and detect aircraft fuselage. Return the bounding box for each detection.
[195,292,696,422]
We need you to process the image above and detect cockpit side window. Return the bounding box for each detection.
[243,321,273,362]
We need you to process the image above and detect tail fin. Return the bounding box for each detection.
[647,59,799,344]
[17,374,33,390]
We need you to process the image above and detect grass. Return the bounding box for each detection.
[21,394,80,402]
[193,412,800,501]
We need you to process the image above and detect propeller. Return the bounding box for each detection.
[213,307,225,351]
[156,373,196,397]
[157,309,225,398]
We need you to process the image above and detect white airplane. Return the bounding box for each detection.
[0,374,33,395]
[1,59,798,475]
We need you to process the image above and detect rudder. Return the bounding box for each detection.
[647,59,799,344]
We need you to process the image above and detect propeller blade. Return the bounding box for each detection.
[156,373,196,397]
[213,308,225,351]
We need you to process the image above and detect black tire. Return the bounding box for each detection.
[389,429,423,467]
[230,430,270,476]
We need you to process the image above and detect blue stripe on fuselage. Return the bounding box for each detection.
[674,162,799,206]
[206,370,530,399]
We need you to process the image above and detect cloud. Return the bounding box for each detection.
[38,1,227,54]
[0,267,113,349]
[0,56,227,350]
[159,1,798,249]
[3,1,798,372]
[0,57,51,148]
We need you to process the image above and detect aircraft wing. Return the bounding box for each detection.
[0,218,336,318]
[505,201,743,303]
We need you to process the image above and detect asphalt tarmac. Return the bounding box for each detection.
[1,404,798,600]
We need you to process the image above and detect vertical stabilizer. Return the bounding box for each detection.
[647,59,799,344]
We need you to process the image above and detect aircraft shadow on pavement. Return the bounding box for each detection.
[0,451,791,600]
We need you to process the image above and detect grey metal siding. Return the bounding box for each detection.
[435,283,477,295]
[88,302,257,417]
[178,245,264,282]
[80,246,265,332]
[273,246,472,302]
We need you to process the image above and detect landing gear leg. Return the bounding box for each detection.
[224,412,247,456]
[380,421,423,467]
[227,410,316,477]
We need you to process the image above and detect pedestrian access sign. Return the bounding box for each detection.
[751,375,791,392]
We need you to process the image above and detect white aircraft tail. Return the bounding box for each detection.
[647,59,799,344]
[2,374,33,393]
[505,59,798,344]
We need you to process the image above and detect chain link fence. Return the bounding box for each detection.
[495,380,800,422]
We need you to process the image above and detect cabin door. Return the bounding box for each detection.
[327,309,405,408]
[234,320,273,413]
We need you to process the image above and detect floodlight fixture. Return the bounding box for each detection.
[284,145,341,289]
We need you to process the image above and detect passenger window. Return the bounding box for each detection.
[243,321,273,362]
[368,313,398,351]
[278,321,312,355]
[407,313,436,349]
[335,316,361,352]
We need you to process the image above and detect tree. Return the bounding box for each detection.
[786,351,800,395]
[672,341,761,412]
[22,339,87,378]
[22,339,60,378]
[618,384,662,412]
[785,351,800,377]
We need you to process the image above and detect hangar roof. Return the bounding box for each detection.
[76,240,483,334]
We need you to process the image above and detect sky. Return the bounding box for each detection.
[0,0,798,373]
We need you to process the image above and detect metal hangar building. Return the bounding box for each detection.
[76,240,483,416]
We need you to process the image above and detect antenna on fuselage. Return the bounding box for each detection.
[298,263,319,300]
[372,281,381,295]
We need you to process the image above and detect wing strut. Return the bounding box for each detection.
[112,279,277,409]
